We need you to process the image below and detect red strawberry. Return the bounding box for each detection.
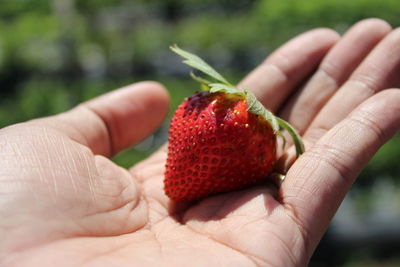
[164,45,304,202]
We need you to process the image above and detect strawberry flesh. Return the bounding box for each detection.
[164,91,277,201]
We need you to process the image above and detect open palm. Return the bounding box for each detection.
[1,19,400,267]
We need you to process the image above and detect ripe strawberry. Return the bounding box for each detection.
[164,45,304,201]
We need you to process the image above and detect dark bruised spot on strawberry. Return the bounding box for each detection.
[164,45,305,202]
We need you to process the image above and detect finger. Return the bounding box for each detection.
[304,27,400,145]
[280,19,392,134]
[31,81,170,157]
[239,28,340,112]
[280,89,400,252]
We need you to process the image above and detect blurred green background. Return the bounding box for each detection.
[0,0,399,266]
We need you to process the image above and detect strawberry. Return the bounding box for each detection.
[164,45,304,202]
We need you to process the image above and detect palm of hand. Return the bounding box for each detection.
[2,125,301,266]
[2,19,400,267]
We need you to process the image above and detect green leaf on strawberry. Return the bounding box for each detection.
[170,44,231,85]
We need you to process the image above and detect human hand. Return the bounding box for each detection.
[1,18,399,266]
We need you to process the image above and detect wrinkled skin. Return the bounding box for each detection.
[1,19,400,267]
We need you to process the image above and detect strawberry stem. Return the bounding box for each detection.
[276,117,305,156]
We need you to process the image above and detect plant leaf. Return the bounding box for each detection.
[170,45,231,85]
[245,90,280,133]
[246,90,304,157]
[209,83,244,96]
[190,71,213,85]
[190,72,211,91]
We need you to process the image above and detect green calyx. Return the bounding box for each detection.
[170,44,305,156]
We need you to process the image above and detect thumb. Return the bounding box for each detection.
[33,81,170,157]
